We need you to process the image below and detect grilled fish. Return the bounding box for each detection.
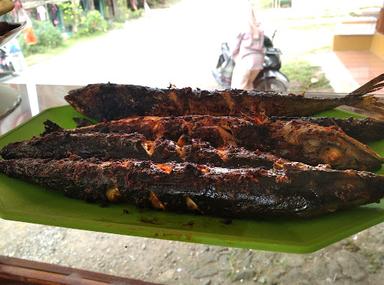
[0,131,285,169]
[68,116,383,171]
[70,116,384,144]
[64,74,384,121]
[0,158,383,218]
[271,117,384,143]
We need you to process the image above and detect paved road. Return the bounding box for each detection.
[6,0,358,93]
[7,0,232,89]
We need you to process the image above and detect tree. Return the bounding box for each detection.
[59,1,82,33]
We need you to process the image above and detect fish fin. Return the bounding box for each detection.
[41,120,63,136]
[240,111,269,124]
[347,95,384,120]
[348,73,384,97]
[73,117,94,128]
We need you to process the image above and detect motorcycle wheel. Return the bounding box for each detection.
[253,78,288,93]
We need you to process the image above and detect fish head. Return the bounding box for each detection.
[281,121,383,171]
[65,84,107,121]
[66,84,152,121]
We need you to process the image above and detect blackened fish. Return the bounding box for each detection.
[270,116,384,143]
[64,74,384,121]
[68,116,383,171]
[0,131,285,169]
[0,158,383,218]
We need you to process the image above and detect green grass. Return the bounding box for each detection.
[24,32,109,66]
[281,60,332,93]
[148,0,181,8]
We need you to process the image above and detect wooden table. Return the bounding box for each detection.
[0,256,158,284]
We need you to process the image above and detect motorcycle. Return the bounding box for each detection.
[212,31,289,92]
[0,48,16,80]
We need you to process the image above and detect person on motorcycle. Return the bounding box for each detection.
[230,0,264,90]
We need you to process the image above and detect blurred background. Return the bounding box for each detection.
[0,0,383,92]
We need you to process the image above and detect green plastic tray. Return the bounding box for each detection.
[0,106,383,254]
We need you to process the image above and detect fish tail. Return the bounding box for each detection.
[350,95,384,121]
[348,73,384,97]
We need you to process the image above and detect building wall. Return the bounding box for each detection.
[376,7,384,33]
[371,32,384,59]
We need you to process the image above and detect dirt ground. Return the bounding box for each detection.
[1,219,384,284]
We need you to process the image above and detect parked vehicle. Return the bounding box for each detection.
[213,32,289,92]
[0,48,15,79]
[0,39,26,81]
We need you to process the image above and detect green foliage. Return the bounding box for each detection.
[78,10,108,36]
[280,60,331,92]
[146,0,167,7]
[128,8,144,19]
[258,0,272,8]
[19,21,64,56]
[59,2,83,32]
[114,0,130,23]
[146,0,180,8]
[114,0,144,22]
[257,0,292,9]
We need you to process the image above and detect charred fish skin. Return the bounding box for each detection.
[69,115,383,171]
[0,132,148,160]
[270,116,384,143]
[0,158,383,218]
[0,130,282,169]
[65,83,365,121]
[267,119,383,171]
[4,121,369,172]
[69,116,267,148]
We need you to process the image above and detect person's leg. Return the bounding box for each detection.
[231,65,260,90]
[231,63,247,90]
[245,69,260,90]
